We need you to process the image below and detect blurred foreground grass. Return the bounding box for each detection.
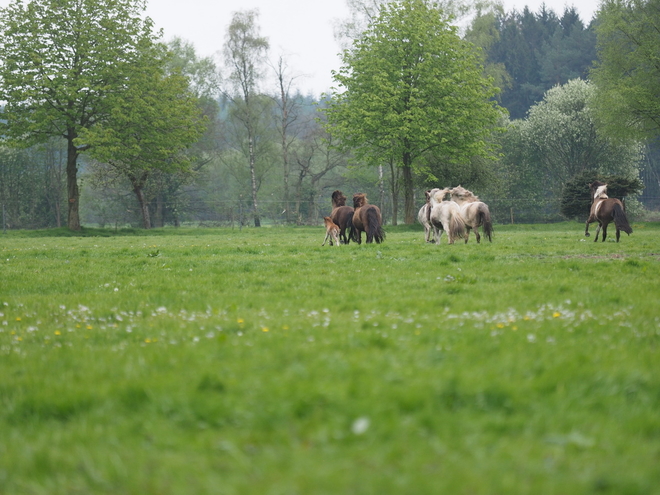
[1,223,659,494]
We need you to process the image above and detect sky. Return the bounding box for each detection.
[0,0,601,97]
[144,0,601,97]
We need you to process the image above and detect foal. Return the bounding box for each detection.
[322,216,341,246]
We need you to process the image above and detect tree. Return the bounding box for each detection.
[520,79,642,196]
[560,170,643,220]
[80,52,207,229]
[0,0,161,230]
[324,0,502,223]
[223,10,270,227]
[591,0,660,140]
[272,55,305,224]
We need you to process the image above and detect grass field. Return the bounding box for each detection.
[1,222,659,494]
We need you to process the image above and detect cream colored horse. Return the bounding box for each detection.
[417,190,433,243]
[449,186,493,243]
[428,187,466,245]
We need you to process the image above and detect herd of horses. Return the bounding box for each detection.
[323,180,632,246]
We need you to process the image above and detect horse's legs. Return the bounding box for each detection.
[601,223,608,242]
[464,227,470,244]
[475,228,481,244]
[594,223,602,242]
[616,227,621,242]
[585,217,594,237]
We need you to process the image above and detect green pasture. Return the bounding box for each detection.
[1,223,659,494]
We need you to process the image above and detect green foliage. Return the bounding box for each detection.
[591,0,660,140]
[560,170,645,220]
[500,78,643,218]
[0,0,163,229]
[325,0,503,222]
[469,5,596,119]
[1,225,660,493]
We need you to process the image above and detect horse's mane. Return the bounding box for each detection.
[594,184,609,200]
[451,185,479,202]
[332,190,347,207]
[430,188,450,203]
[353,193,368,208]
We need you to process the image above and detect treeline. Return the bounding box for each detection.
[468,5,597,119]
[0,0,658,230]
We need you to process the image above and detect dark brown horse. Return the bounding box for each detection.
[585,181,632,242]
[330,190,354,244]
[351,193,385,244]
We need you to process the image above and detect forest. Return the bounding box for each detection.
[0,0,658,230]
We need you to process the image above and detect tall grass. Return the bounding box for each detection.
[1,223,659,494]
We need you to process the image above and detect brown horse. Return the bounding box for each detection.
[449,186,493,243]
[330,190,354,244]
[351,193,385,244]
[585,181,632,242]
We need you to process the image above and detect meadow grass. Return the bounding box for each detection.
[1,222,659,494]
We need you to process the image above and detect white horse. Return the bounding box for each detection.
[417,190,434,243]
[449,186,493,244]
[428,187,467,245]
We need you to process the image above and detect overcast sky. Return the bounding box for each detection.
[0,0,601,97]
[144,0,600,97]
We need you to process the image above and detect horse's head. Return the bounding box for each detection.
[424,190,431,204]
[429,188,449,204]
[451,185,478,203]
[353,193,368,208]
[450,186,466,200]
[594,184,609,200]
[332,190,347,207]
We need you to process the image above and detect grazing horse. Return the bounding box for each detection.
[417,190,434,243]
[585,181,632,242]
[449,186,493,243]
[330,190,354,244]
[351,193,385,244]
[321,216,341,246]
[428,187,466,245]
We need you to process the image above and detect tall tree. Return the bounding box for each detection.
[79,52,207,229]
[223,10,269,227]
[0,0,160,230]
[591,0,660,140]
[518,79,642,197]
[272,56,304,224]
[325,0,502,223]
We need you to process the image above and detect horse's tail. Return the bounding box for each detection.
[612,202,633,235]
[478,204,493,242]
[367,206,385,244]
[346,211,355,244]
[450,212,467,240]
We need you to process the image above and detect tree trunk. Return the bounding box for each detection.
[66,134,81,231]
[248,135,261,227]
[402,152,415,224]
[134,185,151,229]
[389,160,400,226]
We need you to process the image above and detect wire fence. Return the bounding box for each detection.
[2,197,659,231]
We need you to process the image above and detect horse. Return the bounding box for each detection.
[321,216,341,247]
[351,193,385,244]
[428,187,467,245]
[330,190,354,244]
[585,181,632,242]
[449,186,493,243]
[417,190,434,243]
